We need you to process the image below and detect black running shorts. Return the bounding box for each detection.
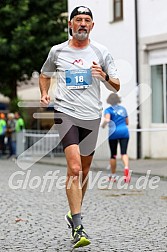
[54,110,101,156]
[109,138,129,158]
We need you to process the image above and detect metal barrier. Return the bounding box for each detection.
[16,127,167,159]
[16,130,64,157]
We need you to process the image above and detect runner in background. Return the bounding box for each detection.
[101,93,131,183]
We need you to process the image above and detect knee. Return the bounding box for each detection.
[67,165,81,177]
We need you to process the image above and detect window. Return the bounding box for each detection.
[113,0,123,21]
[151,64,167,123]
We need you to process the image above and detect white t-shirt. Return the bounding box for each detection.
[41,40,118,120]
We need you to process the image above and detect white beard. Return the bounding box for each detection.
[73,31,88,41]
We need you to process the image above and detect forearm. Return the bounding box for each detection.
[101,114,110,128]
[108,77,120,91]
[126,117,129,125]
[91,62,120,92]
[39,73,51,96]
[101,119,108,128]
[101,71,120,92]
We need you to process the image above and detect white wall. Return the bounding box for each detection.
[138,0,167,37]
[138,0,167,158]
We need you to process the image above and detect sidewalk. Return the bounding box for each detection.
[38,156,167,179]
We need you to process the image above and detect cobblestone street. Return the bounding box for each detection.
[0,159,167,251]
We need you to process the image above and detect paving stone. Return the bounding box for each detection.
[0,159,167,251]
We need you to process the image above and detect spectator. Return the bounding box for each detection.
[6,113,16,159]
[0,113,7,157]
[15,112,25,132]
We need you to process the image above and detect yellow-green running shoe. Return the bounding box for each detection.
[72,225,91,248]
[65,211,74,239]
[65,211,73,229]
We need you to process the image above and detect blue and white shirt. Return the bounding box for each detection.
[104,105,129,139]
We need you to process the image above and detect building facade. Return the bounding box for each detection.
[138,0,167,158]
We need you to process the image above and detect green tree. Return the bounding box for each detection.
[0,0,68,102]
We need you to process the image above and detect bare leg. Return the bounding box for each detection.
[121,154,129,168]
[65,145,93,214]
[80,155,93,203]
[65,144,82,215]
[110,158,117,174]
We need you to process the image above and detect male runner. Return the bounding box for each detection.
[39,6,120,248]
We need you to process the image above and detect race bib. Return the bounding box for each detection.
[65,69,92,89]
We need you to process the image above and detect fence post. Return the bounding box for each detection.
[16,132,25,156]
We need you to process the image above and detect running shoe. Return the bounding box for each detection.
[108,174,119,182]
[65,211,74,238]
[65,211,73,229]
[124,168,131,183]
[72,225,91,248]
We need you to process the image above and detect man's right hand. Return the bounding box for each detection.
[40,94,50,106]
[39,73,51,106]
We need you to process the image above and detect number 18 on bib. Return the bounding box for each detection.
[65,69,92,89]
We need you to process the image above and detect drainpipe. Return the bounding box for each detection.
[134,0,141,159]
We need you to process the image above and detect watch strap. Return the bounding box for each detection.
[105,73,109,81]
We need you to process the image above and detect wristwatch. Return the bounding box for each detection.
[105,73,109,81]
